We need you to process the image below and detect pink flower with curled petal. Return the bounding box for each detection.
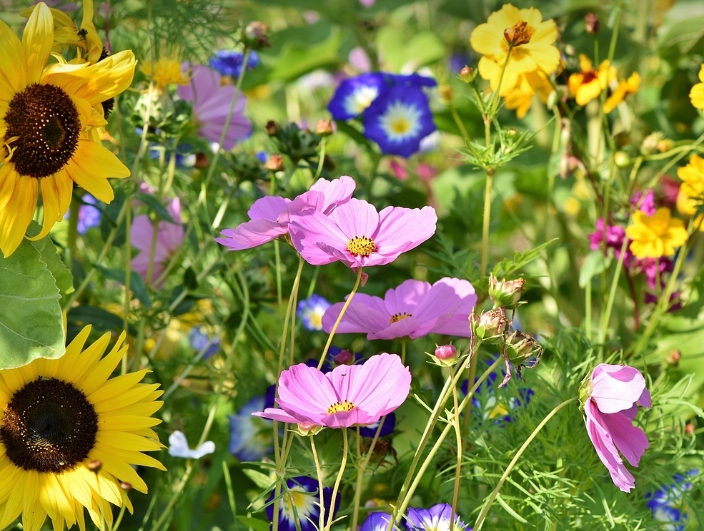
[216,176,356,251]
[178,64,251,150]
[322,278,476,340]
[131,198,185,285]
[289,198,437,268]
[580,363,652,493]
[253,353,411,429]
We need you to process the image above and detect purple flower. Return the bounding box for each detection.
[646,470,697,530]
[322,278,476,339]
[360,513,400,531]
[328,72,388,120]
[216,176,355,251]
[297,294,332,331]
[266,476,339,531]
[228,392,276,461]
[209,50,260,78]
[632,190,656,216]
[358,412,396,438]
[178,64,251,150]
[407,504,470,531]
[188,326,220,359]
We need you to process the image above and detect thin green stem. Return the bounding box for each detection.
[450,371,463,530]
[598,234,629,347]
[480,174,494,277]
[314,138,326,180]
[326,429,348,531]
[310,435,326,531]
[474,398,578,530]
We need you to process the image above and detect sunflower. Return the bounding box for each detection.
[0,325,165,531]
[0,2,136,257]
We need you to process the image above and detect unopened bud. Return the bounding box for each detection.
[488,274,525,309]
[87,460,102,472]
[666,349,681,367]
[613,151,631,168]
[315,119,334,136]
[439,84,453,102]
[333,349,354,365]
[504,21,532,47]
[265,120,279,136]
[120,482,132,491]
[505,127,519,141]
[194,152,209,169]
[505,330,542,366]
[295,421,323,436]
[265,154,284,172]
[242,21,270,50]
[564,44,576,56]
[641,132,664,154]
[470,309,507,342]
[657,139,672,153]
[434,344,458,366]
[459,65,476,83]
[584,13,600,34]
[685,423,696,436]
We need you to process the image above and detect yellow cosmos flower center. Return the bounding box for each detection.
[390,312,412,324]
[327,400,356,414]
[347,235,377,257]
[504,20,533,47]
[0,377,98,473]
[4,83,81,178]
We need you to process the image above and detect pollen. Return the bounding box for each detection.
[327,400,356,414]
[347,235,377,257]
[390,312,412,324]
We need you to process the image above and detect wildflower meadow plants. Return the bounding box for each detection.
[3,1,704,531]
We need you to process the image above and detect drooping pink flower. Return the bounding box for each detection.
[253,353,411,429]
[581,363,652,493]
[289,198,437,269]
[216,176,356,251]
[322,278,476,340]
[131,198,185,284]
[178,64,251,150]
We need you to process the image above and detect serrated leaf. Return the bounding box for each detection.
[579,251,612,288]
[242,469,274,490]
[135,192,175,223]
[94,265,152,307]
[493,239,559,278]
[0,238,65,369]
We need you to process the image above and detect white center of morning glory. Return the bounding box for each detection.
[379,100,423,142]
[345,86,379,115]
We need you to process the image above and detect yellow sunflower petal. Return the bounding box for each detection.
[93,384,162,414]
[0,175,38,257]
[64,140,129,203]
[27,176,67,242]
[0,18,28,99]
[23,3,54,85]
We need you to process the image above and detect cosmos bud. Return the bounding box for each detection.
[470,309,507,342]
[505,330,542,366]
[242,21,270,50]
[264,154,284,172]
[295,421,323,436]
[488,274,525,309]
[584,13,600,34]
[433,344,458,366]
[265,120,279,136]
[459,66,476,83]
[314,119,334,136]
[333,349,355,366]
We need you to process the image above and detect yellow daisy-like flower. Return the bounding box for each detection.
[503,70,553,118]
[676,155,704,230]
[0,326,165,531]
[140,47,189,91]
[568,55,616,106]
[470,3,560,95]
[0,2,136,257]
[690,65,704,110]
[603,72,641,114]
[625,207,688,259]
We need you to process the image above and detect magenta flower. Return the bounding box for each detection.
[131,198,185,284]
[178,64,251,150]
[253,353,411,429]
[581,364,652,493]
[289,199,437,268]
[216,176,356,251]
[322,278,476,340]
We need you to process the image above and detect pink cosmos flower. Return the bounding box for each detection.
[215,176,356,251]
[322,278,476,340]
[289,199,437,268]
[582,363,652,493]
[131,198,185,284]
[178,64,251,150]
[253,353,411,429]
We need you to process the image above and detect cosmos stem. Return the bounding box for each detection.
[325,429,348,531]
[351,419,388,531]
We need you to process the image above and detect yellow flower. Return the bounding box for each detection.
[690,65,704,110]
[568,55,616,106]
[470,3,560,95]
[604,72,641,113]
[503,70,553,118]
[626,207,688,259]
[0,325,165,531]
[676,155,704,229]
[140,47,189,90]
[0,3,135,257]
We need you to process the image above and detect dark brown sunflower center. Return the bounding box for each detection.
[4,83,81,179]
[0,377,98,473]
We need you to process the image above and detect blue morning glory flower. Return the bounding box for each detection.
[298,294,333,331]
[228,385,276,461]
[358,412,396,438]
[188,326,220,359]
[363,84,436,158]
[77,194,101,234]
[645,470,697,530]
[407,503,470,531]
[360,512,401,531]
[266,476,340,531]
[328,72,388,121]
[210,49,261,78]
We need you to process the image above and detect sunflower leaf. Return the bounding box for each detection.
[0,237,65,369]
[27,225,74,301]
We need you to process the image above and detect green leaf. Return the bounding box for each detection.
[94,265,152,308]
[0,238,65,369]
[579,251,612,288]
[236,516,270,531]
[29,232,74,299]
[134,193,175,223]
[657,2,704,60]
[268,28,342,81]
[493,239,559,278]
[241,469,273,490]
[67,305,137,336]
[375,27,445,71]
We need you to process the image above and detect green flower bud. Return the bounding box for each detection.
[505,330,542,366]
[470,309,507,342]
[488,274,525,309]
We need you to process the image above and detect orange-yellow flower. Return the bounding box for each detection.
[604,72,641,114]
[676,155,704,230]
[503,70,553,118]
[470,4,560,95]
[625,207,688,259]
[690,65,704,110]
[568,55,616,106]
